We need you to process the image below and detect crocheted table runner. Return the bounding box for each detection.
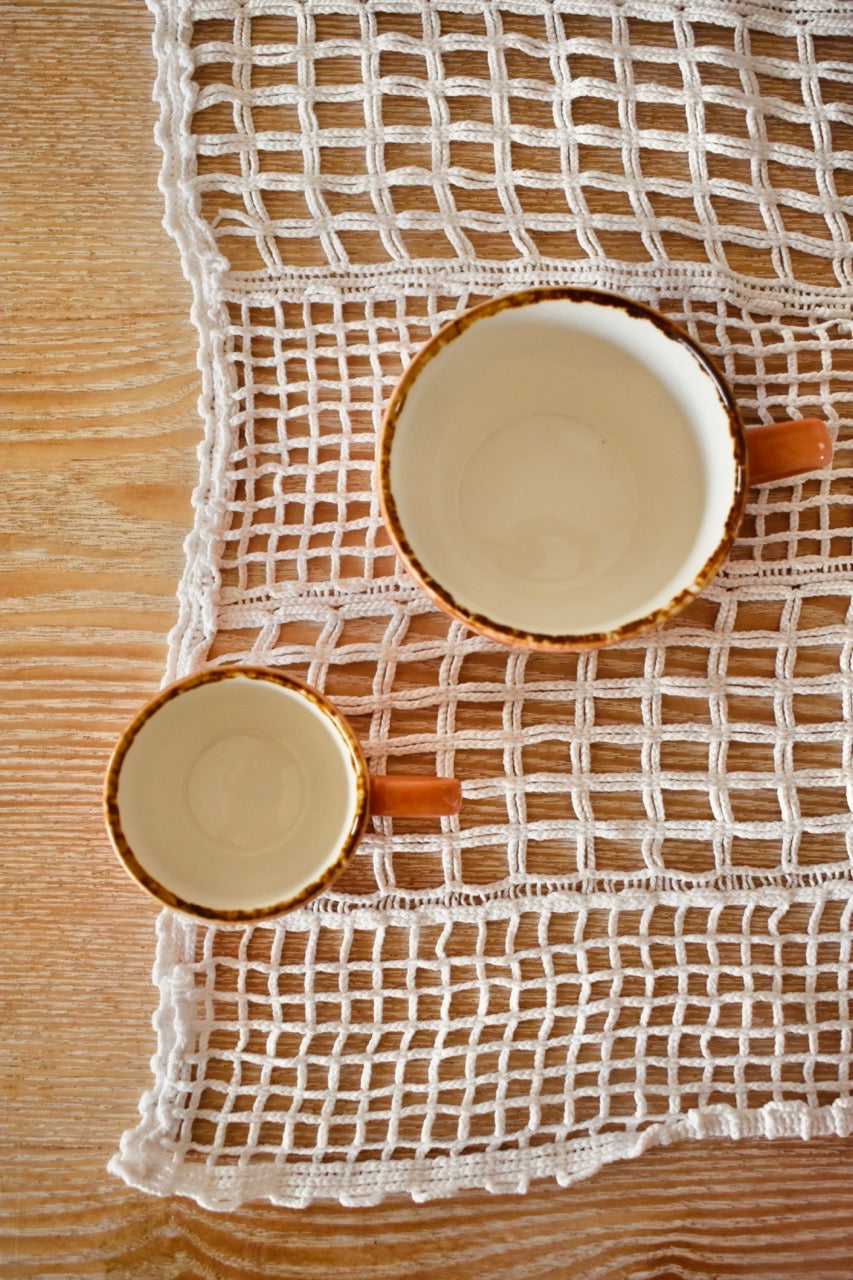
[111,0,852,1208]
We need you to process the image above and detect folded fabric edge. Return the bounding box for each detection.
[107,1097,853,1213]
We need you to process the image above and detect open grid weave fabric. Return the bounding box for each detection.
[110,0,853,1208]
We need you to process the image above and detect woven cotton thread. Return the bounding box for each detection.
[111,0,852,1208]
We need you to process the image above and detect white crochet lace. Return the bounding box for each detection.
[110,0,852,1209]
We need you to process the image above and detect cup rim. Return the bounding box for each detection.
[103,665,371,922]
[378,286,747,651]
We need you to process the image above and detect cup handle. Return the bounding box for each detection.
[368,775,461,817]
[745,418,832,486]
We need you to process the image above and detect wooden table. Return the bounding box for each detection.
[3,4,852,1275]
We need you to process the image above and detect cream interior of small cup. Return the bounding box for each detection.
[116,677,360,912]
[390,298,738,637]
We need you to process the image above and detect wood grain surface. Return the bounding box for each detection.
[2,4,852,1277]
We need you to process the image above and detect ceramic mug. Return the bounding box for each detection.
[378,287,831,651]
[104,666,461,922]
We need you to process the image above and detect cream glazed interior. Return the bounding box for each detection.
[113,674,363,913]
[386,293,742,641]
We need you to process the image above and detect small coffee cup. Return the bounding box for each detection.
[378,288,831,651]
[104,667,461,922]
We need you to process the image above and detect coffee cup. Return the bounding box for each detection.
[378,287,831,651]
[104,666,461,922]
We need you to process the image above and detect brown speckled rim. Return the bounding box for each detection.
[103,666,370,923]
[378,287,747,652]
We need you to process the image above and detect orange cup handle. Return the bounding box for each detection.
[745,418,832,486]
[368,775,461,818]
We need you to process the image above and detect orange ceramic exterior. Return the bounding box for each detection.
[744,418,832,486]
[369,774,461,817]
